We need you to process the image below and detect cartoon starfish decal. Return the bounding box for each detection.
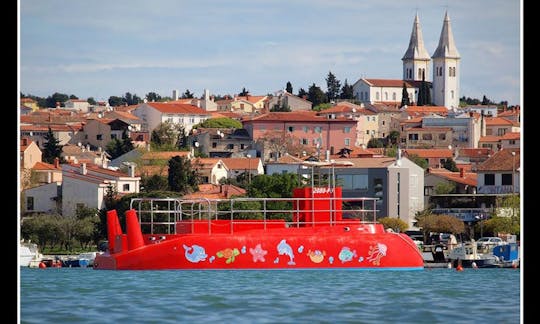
[249,244,268,262]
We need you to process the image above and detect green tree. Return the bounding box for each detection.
[312,103,332,112]
[407,154,428,169]
[106,130,134,159]
[297,88,307,98]
[146,92,162,102]
[325,71,341,102]
[367,138,384,148]
[339,79,354,99]
[442,158,459,172]
[168,156,200,193]
[108,96,124,107]
[387,130,400,146]
[415,211,465,237]
[308,83,327,107]
[286,81,293,94]
[193,117,242,129]
[435,182,456,194]
[239,87,249,96]
[271,102,291,112]
[151,121,184,150]
[124,92,141,105]
[45,92,69,108]
[42,127,63,164]
[182,89,194,98]
[69,94,78,99]
[400,83,410,107]
[141,174,169,192]
[87,97,97,105]
[377,217,409,232]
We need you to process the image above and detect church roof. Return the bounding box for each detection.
[402,14,431,61]
[432,11,460,59]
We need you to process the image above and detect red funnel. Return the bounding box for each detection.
[126,209,145,251]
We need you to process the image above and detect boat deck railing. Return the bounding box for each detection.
[130,196,380,235]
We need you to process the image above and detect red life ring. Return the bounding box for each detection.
[38,262,47,269]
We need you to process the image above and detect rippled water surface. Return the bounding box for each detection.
[20,267,521,323]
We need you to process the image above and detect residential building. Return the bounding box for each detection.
[20,123,85,149]
[421,112,482,148]
[242,111,358,162]
[484,117,520,137]
[401,127,453,149]
[22,182,62,214]
[353,78,420,105]
[61,163,141,216]
[83,118,131,149]
[424,168,477,198]
[64,99,90,112]
[476,148,520,194]
[402,148,453,168]
[20,98,39,111]
[61,144,110,166]
[31,160,63,184]
[191,158,229,184]
[189,128,253,158]
[318,103,379,146]
[264,90,313,112]
[265,153,306,176]
[20,138,42,169]
[221,157,264,181]
[132,102,210,134]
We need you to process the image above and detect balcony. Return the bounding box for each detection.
[477,185,516,194]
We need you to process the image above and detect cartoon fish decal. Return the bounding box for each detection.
[183,244,208,263]
[338,247,357,263]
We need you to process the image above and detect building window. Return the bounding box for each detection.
[344,127,351,133]
[501,173,513,185]
[240,144,245,149]
[451,90,454,99]
[509,140,516,145]
[384,92,388,100]
[212,142,217,148]
[84,134,88,139]
[382,133,385,137]
[392,93,396,101]
[408,134,418,140]
[26,197,34,211]
[288,126,294,132]
[303,126,309,133]
[382,120,385,126]
[360,92,364,100]
[314,126,322,133]
[111,134,117,140]
[376,92,379,100]
[344,138,350,146]
[484,174,495,186]
[227,144,234,149]
[167,117,173,123]
[123,184,130,191]
[438,133,446,140]
[497,128,507,136]
[217,164,222,169]
[422,133,432,140]
[366,130,370,135]
[302,138,309,145]
[97,134,103,140]
[370,130,375,136]
[424,186,433,196]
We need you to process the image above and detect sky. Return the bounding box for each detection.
[19,0,521,106]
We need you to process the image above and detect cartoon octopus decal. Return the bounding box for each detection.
[366,243,387,265]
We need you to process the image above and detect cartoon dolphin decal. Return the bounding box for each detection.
[277,239,295,265]
[183,244,208,263]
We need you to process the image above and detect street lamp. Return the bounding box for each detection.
[246,154,252,184]
[475,214,485,238]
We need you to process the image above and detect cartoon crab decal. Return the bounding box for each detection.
[307,250,326,263]
[366,243,387,266]
[216,248,240,264]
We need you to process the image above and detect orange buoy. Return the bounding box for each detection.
[38,262,47,269]
[456,265,463,271]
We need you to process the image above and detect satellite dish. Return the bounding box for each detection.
[194,142,200,147]
[77,142,82,147]
[98,113,103,118]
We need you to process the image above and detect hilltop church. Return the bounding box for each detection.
[352,12,460,109]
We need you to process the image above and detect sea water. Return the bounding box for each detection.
[20,267,521,323]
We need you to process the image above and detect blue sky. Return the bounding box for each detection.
[19,0,521,106]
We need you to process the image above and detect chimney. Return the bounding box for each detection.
[102,158,108,168]
[54,157,60,169]
[128,164,135,177]
[172,89,179,101]
[81,163,87,175]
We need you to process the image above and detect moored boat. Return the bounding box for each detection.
[94,184,424,271]
[20,241,43,267]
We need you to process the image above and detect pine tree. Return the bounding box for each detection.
[325,71,341,102]
[400,83,410,107]
[42,127,63,164]
[285,81,293,94]
[339,79,354,99]
[168,156,199,193]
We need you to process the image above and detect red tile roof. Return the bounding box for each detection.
[32,162,60,171]
[235,95,267,104]
[476,148,520,172]
[221,158,260,170]
[457,148,493,158]
[485,117,514,126]
[363,79,416,88]
[501,132,520,140]
[428,168,477,186]
[146,103,210,115]
[407,127,452,132]
[403,149,453,158]
[183,184,246,199]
